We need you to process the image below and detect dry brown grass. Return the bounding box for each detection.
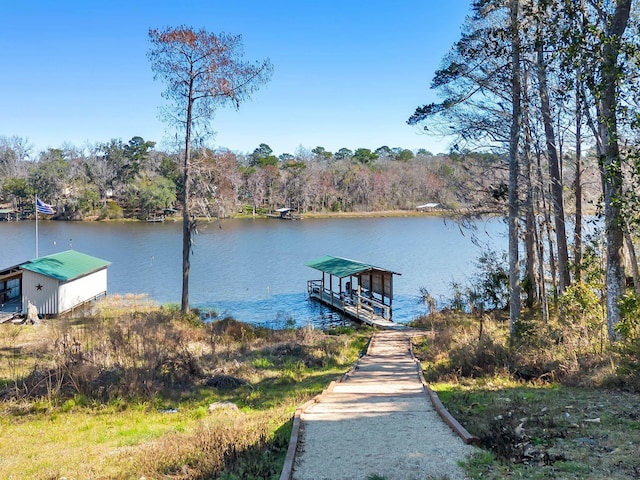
[0,300,369,479]
[412,310,626,388]
[132,406,293,479]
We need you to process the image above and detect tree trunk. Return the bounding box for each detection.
[181,86,195,314]
[598,0,632,339]
[522,68,537,308]
[534,213,549,322]
[536,30,570,294]
[544,199,558,306]
[508,0,522,338]
[574,75,583,282]
[536,148,558,309]
[624,228,640,295]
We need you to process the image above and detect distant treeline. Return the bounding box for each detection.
[3,136,585,220]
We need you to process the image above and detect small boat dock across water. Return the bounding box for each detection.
[305,255,402,329]
[266,207,302,220]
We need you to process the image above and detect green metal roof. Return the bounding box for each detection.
[21,250,111,282]
[305,255,398,278]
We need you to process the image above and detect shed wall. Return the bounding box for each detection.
[58,269,108,313]
[21,271,59,315]
[360,272,393,297]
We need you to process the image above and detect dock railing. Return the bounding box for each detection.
[357,294,391,320]
[307,280,391,321]
[307,280,322,296]
[307,280,341,308]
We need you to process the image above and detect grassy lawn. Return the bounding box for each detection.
[430,375,640,479]
[0,302,371,479]
[4,299,639,480]
[0,400,301,479]
[410,309,640,480]
[0,405,187,478]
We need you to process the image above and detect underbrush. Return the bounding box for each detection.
[411,310,625,389]
[412,310,640,479]
[0,296,370,479]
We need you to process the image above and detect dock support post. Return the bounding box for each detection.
[329,275,333,306]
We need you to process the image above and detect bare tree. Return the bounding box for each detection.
[508,0,522,336]
[534,8,570,294]
[148,26,272,313]
[0,136,32,179]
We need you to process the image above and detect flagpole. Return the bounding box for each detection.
[35,195,39,258]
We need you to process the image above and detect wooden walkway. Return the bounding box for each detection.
[280,331,478,480]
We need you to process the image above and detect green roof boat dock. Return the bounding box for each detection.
[305,255,403,329]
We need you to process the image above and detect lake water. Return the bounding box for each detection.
[0,216,507,328]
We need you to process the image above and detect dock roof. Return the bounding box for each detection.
[21,250,111,282]
[305,255,399,278]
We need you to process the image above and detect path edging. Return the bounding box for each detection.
[409,340,481,446]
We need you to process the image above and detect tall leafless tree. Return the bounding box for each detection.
[508,0,522,336]
[534,9,570,294]
[148,26,272,313]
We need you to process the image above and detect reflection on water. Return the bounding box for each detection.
[198,292,438,328]
[202,292,422,329]
[207,293,353,330]
[1,217,507,328]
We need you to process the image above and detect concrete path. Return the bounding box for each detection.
[283,331,477,480]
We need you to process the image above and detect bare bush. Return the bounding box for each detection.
[413,309,632,390]
[0,307,208,402]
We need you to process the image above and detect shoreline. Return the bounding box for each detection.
[8,206,596,223]
[290,209,447,219]
[13,208,456,223]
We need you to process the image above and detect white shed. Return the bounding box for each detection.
[20,250,111,316]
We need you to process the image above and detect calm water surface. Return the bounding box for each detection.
[0,217,507,327]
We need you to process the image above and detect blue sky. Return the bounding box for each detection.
[1,1,471,157]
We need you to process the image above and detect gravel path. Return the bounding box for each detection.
[290,331,477,480]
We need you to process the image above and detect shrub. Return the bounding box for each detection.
[617,291,640,340]
[100,200,123,220]
[469,248,510,311]
[443,248,510,313]
[559,282,606,354]
[0,308,208,403]
[615,291,640,390]
[447,333,511,378]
